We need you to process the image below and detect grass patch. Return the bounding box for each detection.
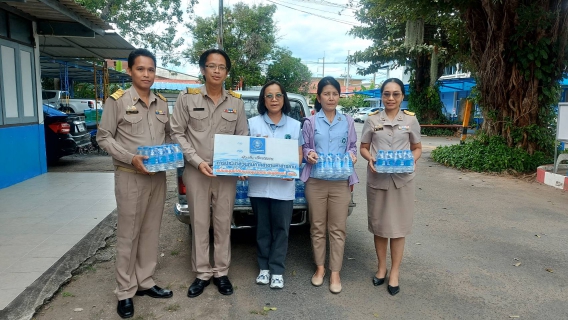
[61,292,74,297]
[250,309,269,316]
[170,250,179,256]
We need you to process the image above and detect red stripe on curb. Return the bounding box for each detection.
[565,177,568,191]
[536,167,546,183]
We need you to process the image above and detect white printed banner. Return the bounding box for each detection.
[212,134,299,178]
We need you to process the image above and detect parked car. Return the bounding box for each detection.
[354,107,381,123]
[43,104,91,163]
[174,91,356,229]
[42,90,103,115]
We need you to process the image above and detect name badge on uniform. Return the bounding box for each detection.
[373,124,384,131]
[285,134,291,139]
[399,125,410,131]
[155,110,165,115]
[224,108,237,113]
[125,106,138,114]
[193,107,204,111]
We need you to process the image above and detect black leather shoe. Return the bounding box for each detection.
[135,285,173,298]
[373,271,387,286]
[187,278,210,298]
[213,276,234,295]
[117,298,134,319]
[387,285,400,296]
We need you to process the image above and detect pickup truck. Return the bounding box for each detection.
[174,91,355,230]
[42,90,103,115]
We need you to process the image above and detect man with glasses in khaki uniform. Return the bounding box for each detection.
[171,49,248,298]
[97,49,173,319]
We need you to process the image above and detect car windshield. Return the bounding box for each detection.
[243,98,306,121]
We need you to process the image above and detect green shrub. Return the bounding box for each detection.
[421,128,454,136]
[431,135,552,173]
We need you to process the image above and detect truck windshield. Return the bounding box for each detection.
[243,98,305,121]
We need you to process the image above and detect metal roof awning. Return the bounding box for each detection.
[151,81,201,91]
[1,0,135,59]
[40,57,131,83]
[355,77,477,97]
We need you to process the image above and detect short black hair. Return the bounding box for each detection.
[381,78,405,96]
[198,48,232,74]
[314,76,341,112]
[128,48,156,69]
[257,80,292,115]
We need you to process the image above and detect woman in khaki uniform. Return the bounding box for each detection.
[360,78,422,296]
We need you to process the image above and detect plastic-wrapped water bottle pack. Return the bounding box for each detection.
[374,150,414,173]
[312,152,354,180]
[137,144,184,172]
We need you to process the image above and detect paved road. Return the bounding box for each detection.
[35,125,568,319]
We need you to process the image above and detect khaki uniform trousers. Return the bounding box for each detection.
[183,164,237,280]
[114,169,166,300]
[305,178,351,272]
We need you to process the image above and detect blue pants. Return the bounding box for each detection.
[250,197,293,275]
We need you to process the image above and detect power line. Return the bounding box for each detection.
[266,0,360,26]
[273,0,356,17]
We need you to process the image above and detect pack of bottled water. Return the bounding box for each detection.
[375,149,414,173]
[137,144,184,172]
[294,179,306,204]
[235,180,251,205]
[313,152,354,180]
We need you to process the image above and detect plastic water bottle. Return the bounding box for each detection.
[324,153,334,179]
[156,146,168,171]
[315,153,325,178]
[165,145,176,170]
[235,180,244,205]
[385,150,394,173]
[403,150,415,173]
[243,180,250,205]
[375,150,385,173]
[147,147,158,172]
[172,144,184,168]
[294,180,306,204]
[343,152,353,177]
[394,150,404,173]
[334,153,342,178]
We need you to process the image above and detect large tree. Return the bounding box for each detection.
[184,3,278,89]
[349,0,468,122]
[456,0,568,154]
[76,0,193,66]
[266,48,312,94]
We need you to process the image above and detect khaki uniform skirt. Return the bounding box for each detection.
[367,178,415,238]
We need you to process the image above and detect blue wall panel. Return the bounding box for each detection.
[0,124,47,189]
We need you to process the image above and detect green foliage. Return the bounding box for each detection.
[431,134,552,173]
[76,0,193,66]
[407,80,447,124]
[184,3,277,90]
[266,48,312,94]
[339,94,370,113]
[421,128,454,136]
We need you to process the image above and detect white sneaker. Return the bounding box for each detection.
[270,275,284,289]
[256,270,270,285]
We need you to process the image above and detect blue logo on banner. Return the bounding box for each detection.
[250,137,266,154]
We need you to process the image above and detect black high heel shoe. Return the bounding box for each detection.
[372,271,387,286]
[387,284,400,296]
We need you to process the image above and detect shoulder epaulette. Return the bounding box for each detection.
[110,88,125,100]
[186,88,201,95]
[403,110,415,116]
[369,110,380,116]
[228,90,242,99]
[156,93,167,102]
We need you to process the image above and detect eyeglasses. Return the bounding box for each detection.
[265,93,284,100]
[204,64,227,71]
[382,92,402,99]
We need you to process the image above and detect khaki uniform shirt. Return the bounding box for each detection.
[361,109,421,189]
[170,86,249,168]
[96,87,172,169]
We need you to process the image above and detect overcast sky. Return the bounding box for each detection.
[174,0,373,81]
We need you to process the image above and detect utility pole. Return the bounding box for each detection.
[346,50,350,93]
[218,0,223,50]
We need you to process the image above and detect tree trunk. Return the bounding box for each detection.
[462,0,568,154]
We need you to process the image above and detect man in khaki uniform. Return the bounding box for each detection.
[171,49,248,298]
[97,49,173,319]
